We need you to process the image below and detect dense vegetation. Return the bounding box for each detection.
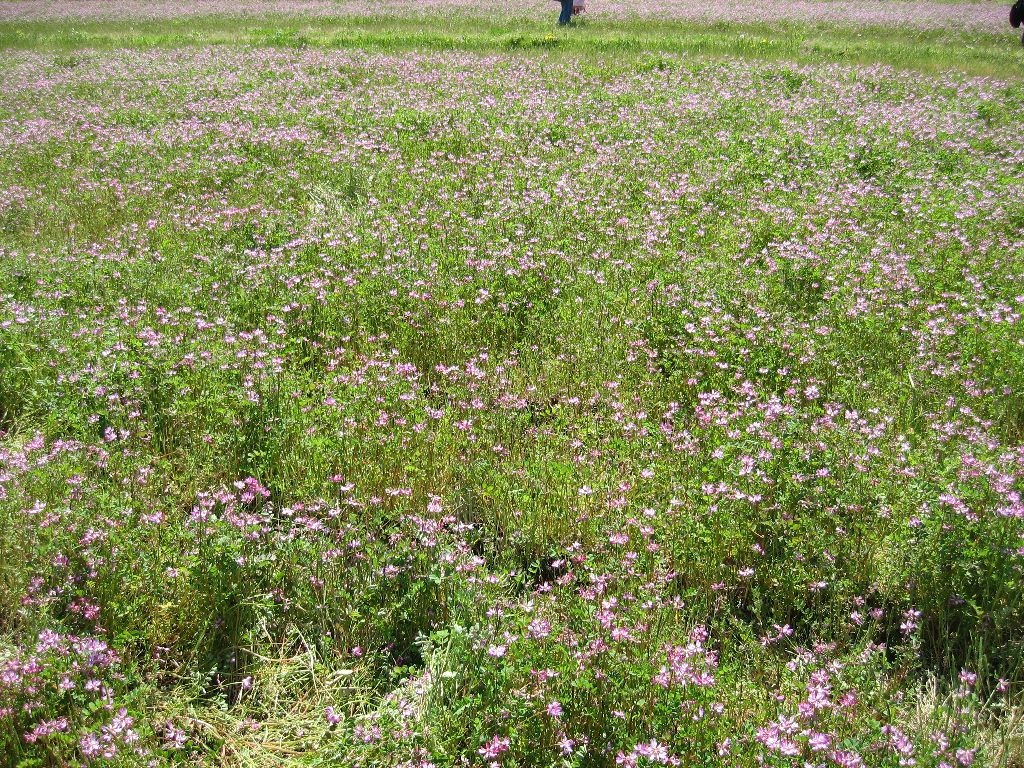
[0,5,1022,766]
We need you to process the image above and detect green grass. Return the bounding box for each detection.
[0,13,1022,78]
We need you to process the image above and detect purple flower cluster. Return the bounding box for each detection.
[0,630,144,762]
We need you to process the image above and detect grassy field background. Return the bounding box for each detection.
[1,2,1024,767]
[1,10,1023,78]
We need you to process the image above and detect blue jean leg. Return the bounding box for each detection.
[559,0,573,24]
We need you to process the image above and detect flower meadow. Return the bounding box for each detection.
[1,22,1024,768]
[0,0,1011,33]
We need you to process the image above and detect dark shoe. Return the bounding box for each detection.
[1012,1,1023,28]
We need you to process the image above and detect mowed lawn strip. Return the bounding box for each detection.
[1,13,1023,78]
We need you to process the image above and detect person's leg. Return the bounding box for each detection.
[559,0,573,24]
